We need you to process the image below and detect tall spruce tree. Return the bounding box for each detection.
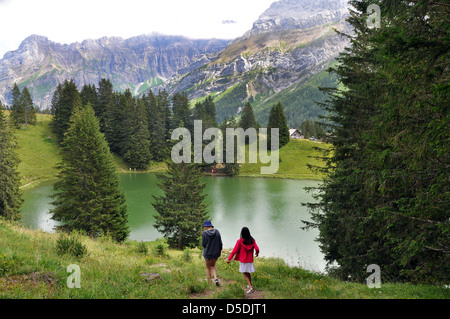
[122,98,152,169]
[306,0,449,283]
[267,102,290,149]
[50,103,129,242]
[97,78,116,145]
[145,90,168,162]
[239,102,258,144]
[239,102,257,130]
[0,108,23,221]
[50,84,62,116]
[172,92,192,131]
[52,79,82,144]
[10,84,24,128]
[80,84,99,112]
[153,162,209,249]
[20,87,36,126]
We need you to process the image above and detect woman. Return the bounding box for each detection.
[201,220,223,286]
[227,227,259,294]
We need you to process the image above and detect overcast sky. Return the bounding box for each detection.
[0,0,277,58]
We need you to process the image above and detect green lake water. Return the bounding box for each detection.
[20,174,326,272]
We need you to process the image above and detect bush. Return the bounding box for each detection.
[137,241,148,255]
[152,240,168,258]
[56,235,87,258]
[182,248,192,262]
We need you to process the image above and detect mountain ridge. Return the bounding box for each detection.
[0,0,351,127]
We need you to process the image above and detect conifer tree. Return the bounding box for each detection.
[97,78,116,144]
[202,95,217,128]
[50,84,62,116]
[10,84,23,128]
[153,162,209,249]
[239,102,257,130]
[306,0,449,283]
[122,98,152,169]
[20,87,36,126]
[50,103,129,242]
[52,79,82,144]
[0,108,23,221]
[80,84,99,112]
[145,91,168,162]
[239,102,258,144]
[220,116,240,176]
[267,101,290,149]
[172,92,192,131]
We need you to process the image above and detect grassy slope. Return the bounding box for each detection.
[9,113,61,189]
[10,113,326,189]
[1,220,448,299]
[238,139,329,180]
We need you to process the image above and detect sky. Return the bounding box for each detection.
[0,0,278,58]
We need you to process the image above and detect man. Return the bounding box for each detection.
[201,220,223,286]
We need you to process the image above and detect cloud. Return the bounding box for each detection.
[222,20,237,25]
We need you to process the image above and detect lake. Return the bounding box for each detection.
[20,174,326,272]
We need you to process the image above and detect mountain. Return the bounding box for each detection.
[0,0,351,128]
[0,34,230,108]
[156,0,351,127]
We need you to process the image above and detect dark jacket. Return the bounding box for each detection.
[202,228,223,260]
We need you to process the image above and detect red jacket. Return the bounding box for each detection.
[228,238,259,263]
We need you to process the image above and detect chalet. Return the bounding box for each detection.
[289,129,304,139]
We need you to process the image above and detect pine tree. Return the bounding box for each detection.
[153,162,209,249]
[97,78,116,144]
[9,84,23,128]
[0,108,23,221]
[145,91,168,162]
[20,87,36,126]
[220,116,240,176]
[50,103,129,242]
[267,101,290,149]
[239,102,258,144]
[239,102,257,130]
[122,98,152,169]
[50,84,62,116]
[172,92,192,132]
[80,84,99,112]
[52,80,82,144]
[202,95,217,128]
[306,0,449,283]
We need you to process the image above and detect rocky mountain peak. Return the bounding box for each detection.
[244,0,349,37]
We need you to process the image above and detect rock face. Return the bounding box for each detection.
[245,0,349,37]
[0,34,229,107]
[158,0,351,124]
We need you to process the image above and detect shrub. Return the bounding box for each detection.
[182,248,192,262]
[152,241,168,258]
[137,241,148,255]
[56,235,87,258]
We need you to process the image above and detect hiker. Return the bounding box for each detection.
[227,227,259,294]
[201,220,223,286]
